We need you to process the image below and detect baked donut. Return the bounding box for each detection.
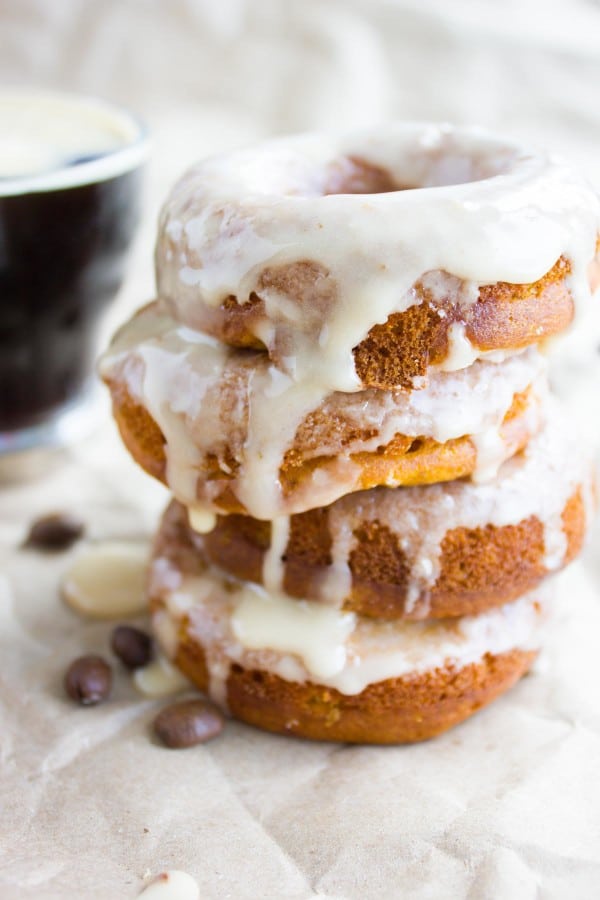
[201,403,594,619]
[156,124,600,391]
[101,301,546,519]
[147,500,548,744]
[102,124,599,744]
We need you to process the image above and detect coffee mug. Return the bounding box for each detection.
[0,89,148,464]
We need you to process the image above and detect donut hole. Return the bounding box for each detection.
[323,156,402,195]
[232,129,520,199]
[320,135,519,195]
[406,149,516,189]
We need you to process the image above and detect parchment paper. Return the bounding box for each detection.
[2,465,600,900]
[2,2,600,897]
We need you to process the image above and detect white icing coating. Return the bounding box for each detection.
[316,509,354,607]
[233,590,356,679]
[439,322,483,372]
[151,608,180,659]
[156,123,599,394]
[61,541,148,619]
[470,426,512,484]
[101,302,546,518]
[262,516,290,594]
[188,506,217,534]
[133,654,190,698]
[149,549,552,698]
[318,399,593,614]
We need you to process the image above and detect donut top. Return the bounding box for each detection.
[101,302,545,519]
[156,123,600,394]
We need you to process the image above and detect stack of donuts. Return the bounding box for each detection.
[101,124,600,743]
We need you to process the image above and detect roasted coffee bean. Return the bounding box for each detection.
[153,699,224,748]
[24,512,85,552]
[111,625,153,669]
[64,655,112,705]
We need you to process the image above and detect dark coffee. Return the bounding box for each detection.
[0,90,147,441]
[0,171,141,427]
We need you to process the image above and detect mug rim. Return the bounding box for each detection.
[0,87,150,197]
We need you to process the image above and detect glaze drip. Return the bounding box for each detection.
[148,547,553,699]
[101,303,547,519]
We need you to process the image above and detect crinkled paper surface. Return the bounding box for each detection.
[2,472,600,900]
[2,1,600,897]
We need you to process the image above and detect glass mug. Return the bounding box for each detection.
[0,89,148,466]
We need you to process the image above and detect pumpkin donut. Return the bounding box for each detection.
[101,301,546,520]
[147,499,549,745]
[155,124,600,391]
[201,403,594,619]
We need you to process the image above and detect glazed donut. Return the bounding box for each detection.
[147,500,547,744]
[101,302,546,519]
[201,403,594,619]
[156,124,600,391]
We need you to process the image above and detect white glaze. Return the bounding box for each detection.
[156,124,599,396]
[262,516,290,594]
[439,322,483,372]
[233,590,356,679]
[188,506,217,534]
[148,548,552,698]
[133,654,190,698]
[101,302,547,519]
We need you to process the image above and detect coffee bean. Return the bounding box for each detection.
[153,699,224,748]
[24,512,85,552]
[64,655,112,705]
[111,625,153,669]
